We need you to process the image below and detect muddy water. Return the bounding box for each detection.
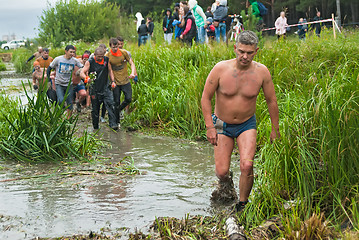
[0,63,34,105]
[0,65,241,239]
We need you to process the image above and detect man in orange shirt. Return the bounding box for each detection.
[35,48,53,69]
[105,38,137,126]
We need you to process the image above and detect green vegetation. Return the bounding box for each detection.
[38,0,121,47]
[11,48,32,73]
[0,82,101,162]
[0,58,6,71]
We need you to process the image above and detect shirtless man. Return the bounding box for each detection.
[32,61,47,90]
[26,47,43,64]
[201,31,280,211]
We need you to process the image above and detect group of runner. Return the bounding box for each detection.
[30,36,137,131]
[30,29,280,213]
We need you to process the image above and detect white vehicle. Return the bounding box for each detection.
[1,40,26,50]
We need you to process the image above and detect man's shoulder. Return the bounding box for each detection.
[215,59,235,68]
[252,61,269,73]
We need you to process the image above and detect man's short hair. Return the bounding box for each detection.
[109,38,118,46]
[65,45,75,51]
[117,36,124,42]
[99,44,107,49]
[236,31,259,47]
[43,48,49,52]
[94,47,105,55]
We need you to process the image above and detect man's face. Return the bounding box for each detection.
[95,53,104,62]
[65,49,76,58]
[110,42,119,52]
[234,43,258,67]
[42,51,49,59]
[317,12,321,17]
[34,65,40,71]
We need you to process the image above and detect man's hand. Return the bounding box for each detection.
[129,73,136,79]
[206,128,218,146]
[270,129,280,142]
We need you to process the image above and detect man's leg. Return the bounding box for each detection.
[215,134,234,179]
[91,94,101,129]
[104,89,118,129]
[220,23,226,42]
[119,82,132,112]
[215,26,220,43]
[64,84,74,118]
[55,84,65,106]
[236,129,257,202]
[112,85,121,123]
[211,134,237,203]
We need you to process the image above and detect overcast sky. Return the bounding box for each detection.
[0,0,67,40]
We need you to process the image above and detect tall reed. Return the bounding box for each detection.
[0,81,100,162]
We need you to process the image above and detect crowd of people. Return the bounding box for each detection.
[274,10,324,40]
[29,36,138,131]
[136,0,229,46]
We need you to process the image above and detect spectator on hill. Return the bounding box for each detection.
[205,6,213,18]
[180,6,197,46]
[313,11,323,37]
[173,6,183,39]
[163,8,174,44]
[189,0,207,44]
[138,19,148,46]
[275,11,288,40]
[213,0,228,43]
[297,18,308,40]
[206,17,216,41]
[147,17,154,43]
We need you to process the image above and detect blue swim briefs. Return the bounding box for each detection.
[212,114,257,138]
[74,82,86,93]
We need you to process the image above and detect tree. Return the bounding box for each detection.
[38,0,121,46]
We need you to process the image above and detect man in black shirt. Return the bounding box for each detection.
[80,47,118,130]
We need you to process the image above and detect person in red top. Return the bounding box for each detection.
[180,6,197,46]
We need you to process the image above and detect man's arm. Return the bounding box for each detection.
[108,62,115,83]
[261,67,280,141]
[196,7,207,23]
[46,66,53,84]
[128,57,137,79]
[26,54,35,63]
[32,73,37,87]
[201,64,220,145]
[80,61,90,80]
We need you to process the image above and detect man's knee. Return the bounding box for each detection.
[215,166,230,180]
[240,159,254,174]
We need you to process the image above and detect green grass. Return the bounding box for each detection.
[0,81,102,163]
[0,58,6,71]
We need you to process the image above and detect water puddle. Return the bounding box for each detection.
[0,63,34,105]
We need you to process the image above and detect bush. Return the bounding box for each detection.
[12,48,33,73]
[38,0,121,47]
